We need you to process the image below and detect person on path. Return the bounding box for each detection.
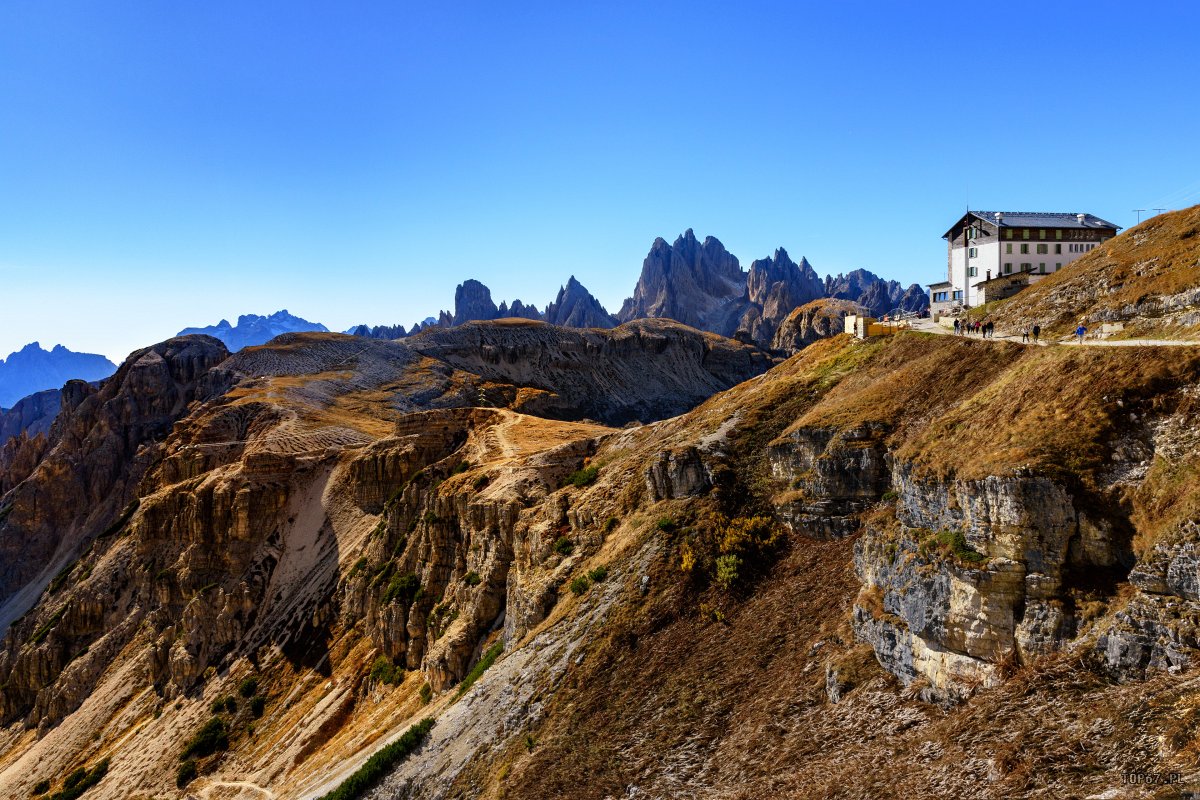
[987,320,994,338]
[1076,323,1087,344]
[954,318,960,335]
[1033,324,1041,344]
[1022,326,1030,343]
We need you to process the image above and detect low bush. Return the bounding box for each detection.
[464,571,482,586]
[30,606,67,645]
[369,656,404,685]
[250,695,266,717]
[603,516,619,532]
[180,717,228,760]
[47,759,108,800]
[679,513,783,592]
[656,517,677,533]
[456,642,503,699]
[32,778,51,796]
[316,718,434,800]
[422,510,441,525]
[452,461,472,475]
[419,683,433,704]
[382,572,421,607]
[566,465,599,488]
[569,576,591,595]
[176,759,197,789]
[472,474,490,491]
[934,529,986,564]
[586,565,608,582]
[238,677,259,698]
[552,537,574,556]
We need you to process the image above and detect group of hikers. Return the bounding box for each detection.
[950,317,1091,344]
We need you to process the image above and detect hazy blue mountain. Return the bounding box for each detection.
[0,343,116,409]
[177,310,328,351]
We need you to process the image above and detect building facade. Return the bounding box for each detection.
[929,211,1119,315]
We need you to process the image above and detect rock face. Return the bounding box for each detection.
[498,299,543,321]
[771,298,859,354]
[0,389,60,446]
[348,323,408,339]
[177,310,328,352]
[0,343,116,409]
[618,229,746,335]
[544,277,617,328]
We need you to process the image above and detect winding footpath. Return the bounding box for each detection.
[909,318,1200,348]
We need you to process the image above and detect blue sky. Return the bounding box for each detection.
[2,1,1198,363]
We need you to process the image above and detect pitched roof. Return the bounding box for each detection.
[943,211,1121,238]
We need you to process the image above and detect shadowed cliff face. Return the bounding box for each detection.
[3,319,1200,799]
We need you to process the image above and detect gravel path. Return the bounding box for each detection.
[910,319,1200,347]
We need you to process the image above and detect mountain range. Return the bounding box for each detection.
[0,343,115,409]
[176,310,328,352]
[349,229,928,347]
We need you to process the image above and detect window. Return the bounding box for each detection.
[1023,229,1030,239]
[1020,244,1029,254]
[934,291,949,302]
[1055,263,1062,270]
[953,290,963,300]
[1039,262,1046,272]
[1039,229,1046,239]
[968,247,978,258]
[1003,262,1012,273]
[1054,244,1061,254]
[1055,230,1062,240]
[968,266,978,277]
[1006,243,1012,254]
[1037,244,1048,254]
[1004,230,1014,239]
[1021,263,1031,272]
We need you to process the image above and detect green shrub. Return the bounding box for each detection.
[418,683,433,704]
[603,516,619,533]
[176,759,197,789]
[250,695,266,717]
[238,677,259,698]
[881,489,899,502]
[423,510,441,525]
[552,537,574,556]
[369,656,404,685]
[48,759,108,800]
[47,563,75,594]
[569,576,591,595]
[316,718,434,800]
[934,529,987,564]
[452,461,472,475]
[464,571,482,586]
[30,606,66,645]
[714,554,742,590]
[32,778,50,796]
[566,465,599,487]
[586,565,608,583]
[382,572,421,606]
[679,513,783,591]
[472,474,490,491]
[456,642,504,699]
[656,517,677,533]
[180,717,228,760]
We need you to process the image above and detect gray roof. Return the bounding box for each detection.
[970,211,1119,229]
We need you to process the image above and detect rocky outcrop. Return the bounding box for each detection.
[498,299,543,321]
[645,446,711,501]
[0,388,60,446]
[348,323,408,339]
[770,298,858,354]
[544,277,616,328]
[453,279,501,325]
[0,343,115,409]
[618,229,746,335]
[738,249,825,345]
[177,310,327,352]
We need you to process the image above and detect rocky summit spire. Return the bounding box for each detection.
[452,279,500,325]
[545,276,617,328]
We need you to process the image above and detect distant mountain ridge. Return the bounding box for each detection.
[0,342,116,409]
[177,310,327,351]
[348,229,928,349]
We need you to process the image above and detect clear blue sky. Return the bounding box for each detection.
[2,1,1198,363]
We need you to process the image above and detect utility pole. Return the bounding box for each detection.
[1153,208,1167,217]
[1133,209,1146,224]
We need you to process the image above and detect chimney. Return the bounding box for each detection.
[1076,213,1087,225]
[994,212,1004,224]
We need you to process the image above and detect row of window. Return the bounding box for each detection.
[933,290,964,302]
[1002,228,1100,241]
[970,242,1101,258]
[1004,262,1060,274]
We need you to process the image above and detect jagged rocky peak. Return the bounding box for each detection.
[618,229,746,334]
[544,276,616,328]
[739,247,827,344]
[824,268,929,318]
[348,323,408,340]
[0,342,116,409]
[498,299,542,321]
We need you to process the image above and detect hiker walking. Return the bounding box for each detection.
[1032,324,1041,343]
[1022,325,1029,343]
[1075,323,1087,344]
[954,318,960,335]
[986,320,994,338]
